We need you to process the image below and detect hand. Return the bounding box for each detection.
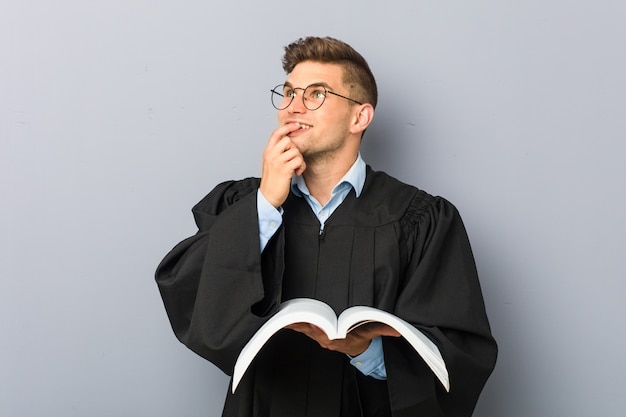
[259,123,306,208]
[286,322,401,357]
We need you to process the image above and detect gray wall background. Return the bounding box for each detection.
[2,1,624,416]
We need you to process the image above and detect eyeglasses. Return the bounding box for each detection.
[270,83,362,111]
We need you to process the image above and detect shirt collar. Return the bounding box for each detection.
[291,153,366,198]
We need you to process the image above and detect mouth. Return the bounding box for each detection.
[288,122,313,135]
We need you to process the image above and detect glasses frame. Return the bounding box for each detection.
[270,83,363,111]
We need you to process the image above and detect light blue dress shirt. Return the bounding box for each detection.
[256,154,387,380]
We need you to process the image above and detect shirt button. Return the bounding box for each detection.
[270,221,276,228]
[355,362,362,367]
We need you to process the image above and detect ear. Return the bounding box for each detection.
[349,103,375,135]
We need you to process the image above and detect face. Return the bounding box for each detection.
[278,61,360,162]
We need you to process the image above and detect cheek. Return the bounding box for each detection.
[326,114,350,132]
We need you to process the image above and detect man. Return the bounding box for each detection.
[156,36,497,417]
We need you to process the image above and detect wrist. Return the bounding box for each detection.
[346,340,371,358]
[259,187,281,208]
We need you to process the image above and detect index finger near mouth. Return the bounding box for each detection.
[268,124,300,150]
[281,121,302,135]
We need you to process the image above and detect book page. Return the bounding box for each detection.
[232,298,339,392]
[338,306,450,392]
[232,299,450,393]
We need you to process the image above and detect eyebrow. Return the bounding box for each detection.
[284,81,334,90]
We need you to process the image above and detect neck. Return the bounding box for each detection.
[302,152,357,206]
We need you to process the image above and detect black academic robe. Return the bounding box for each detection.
[156,167,497,417]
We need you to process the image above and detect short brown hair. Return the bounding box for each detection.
[282,37,378,108]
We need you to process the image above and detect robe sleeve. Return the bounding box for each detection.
[155,178,285,375]
[384,192,498,417]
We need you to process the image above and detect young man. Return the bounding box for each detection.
[156,36,497,417]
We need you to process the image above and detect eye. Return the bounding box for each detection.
[283,87,296,98]
[308,88,326,100]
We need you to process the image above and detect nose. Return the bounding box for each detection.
[287,90,307,113]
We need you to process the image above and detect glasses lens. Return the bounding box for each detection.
[271,84,291,110]
[303,85,326,110]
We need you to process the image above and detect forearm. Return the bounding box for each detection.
[156,189,283,373]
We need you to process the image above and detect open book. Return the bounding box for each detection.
[232,298,449,393]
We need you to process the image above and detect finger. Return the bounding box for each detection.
[286,323,328,341]
[284,151,306,177]
[272,143,305,172]
[294,159,307,176]
[351,323,401,339]
[276,136,297,155]
[268,123,301,148]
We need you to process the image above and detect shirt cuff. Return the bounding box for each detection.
[257,190,283,252]
[348,336,387,380]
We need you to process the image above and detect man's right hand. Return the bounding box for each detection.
[259,123,306,208]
